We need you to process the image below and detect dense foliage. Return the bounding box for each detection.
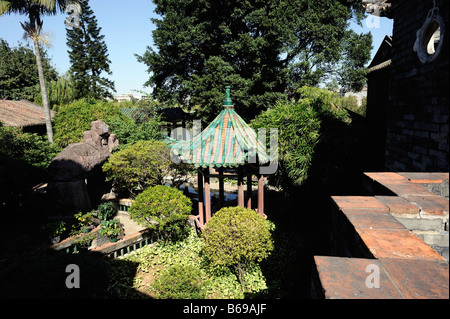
[102,140,172,197]
[33,71,78,108]
[106,116,162,149]
[137,0,371,122]
[66,0,115,99]
[0,124,61,209]
[251,87,352,192]
[129,185,192,241]
[0,39,57,100]
[52,98,130,147]
[151,264,207,299]
[0,0,81,143]
[202,206,274,284]
[117,227,269,299]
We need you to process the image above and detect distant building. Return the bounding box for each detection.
[113,93,149,102]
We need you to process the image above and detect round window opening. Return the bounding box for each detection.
[414,8,445,63]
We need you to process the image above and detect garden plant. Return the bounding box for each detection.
[129,185,192,241]
[202,206,274,285]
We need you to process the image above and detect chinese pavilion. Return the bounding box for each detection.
[165,87,272,229]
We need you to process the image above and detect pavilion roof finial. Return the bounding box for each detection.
[223,86,233,108]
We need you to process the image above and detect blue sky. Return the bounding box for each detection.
[0,1,393,95]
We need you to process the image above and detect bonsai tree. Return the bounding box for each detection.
[202,206,274,285]
[129,185,192,241]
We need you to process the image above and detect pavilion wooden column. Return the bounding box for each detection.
[246,174,252,209]
[257,174,264,217]
[237,167,244,207]
[218,167,225,207]
[204,168,211,223]
[197,169,204,226]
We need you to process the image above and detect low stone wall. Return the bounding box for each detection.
[312,172,449,299]
[365,172,449,260]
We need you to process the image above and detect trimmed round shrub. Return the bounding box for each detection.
[129,185,192,241]
[202,206,274,284]
[151,265,207,299]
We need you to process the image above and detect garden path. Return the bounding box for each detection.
[115,211,146,236]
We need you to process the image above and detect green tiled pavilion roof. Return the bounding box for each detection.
[165,89,270,168]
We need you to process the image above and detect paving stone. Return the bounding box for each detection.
[379,258,449,299]
[399,172,449,184]
[331,196,388,210]
[383,183,437,197]
[313,256,404,299]
[406,195,449,217]
[341,208,406,230]
[354,228,445,261]
[375,196,421,218]
[364,172,437,196]
[365,172,409,184]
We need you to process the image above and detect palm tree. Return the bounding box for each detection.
[0,0,80,143]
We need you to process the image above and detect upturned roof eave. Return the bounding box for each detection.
[164,108,271,168]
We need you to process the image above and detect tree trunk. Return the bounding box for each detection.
[33,37,54,143]
[236,262,246,287]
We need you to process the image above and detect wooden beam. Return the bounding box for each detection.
[197,169,204,226]
[204,168,211,223]
[258,174,264,217]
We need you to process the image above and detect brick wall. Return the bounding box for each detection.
[385,0,449,171]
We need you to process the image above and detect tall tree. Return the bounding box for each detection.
[137,0,371,122]
[0,38,58,101]
[0,0,80,143]
[66,0,115,99]
[336,30,373,93]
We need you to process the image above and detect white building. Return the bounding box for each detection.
[113,93,149,102]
